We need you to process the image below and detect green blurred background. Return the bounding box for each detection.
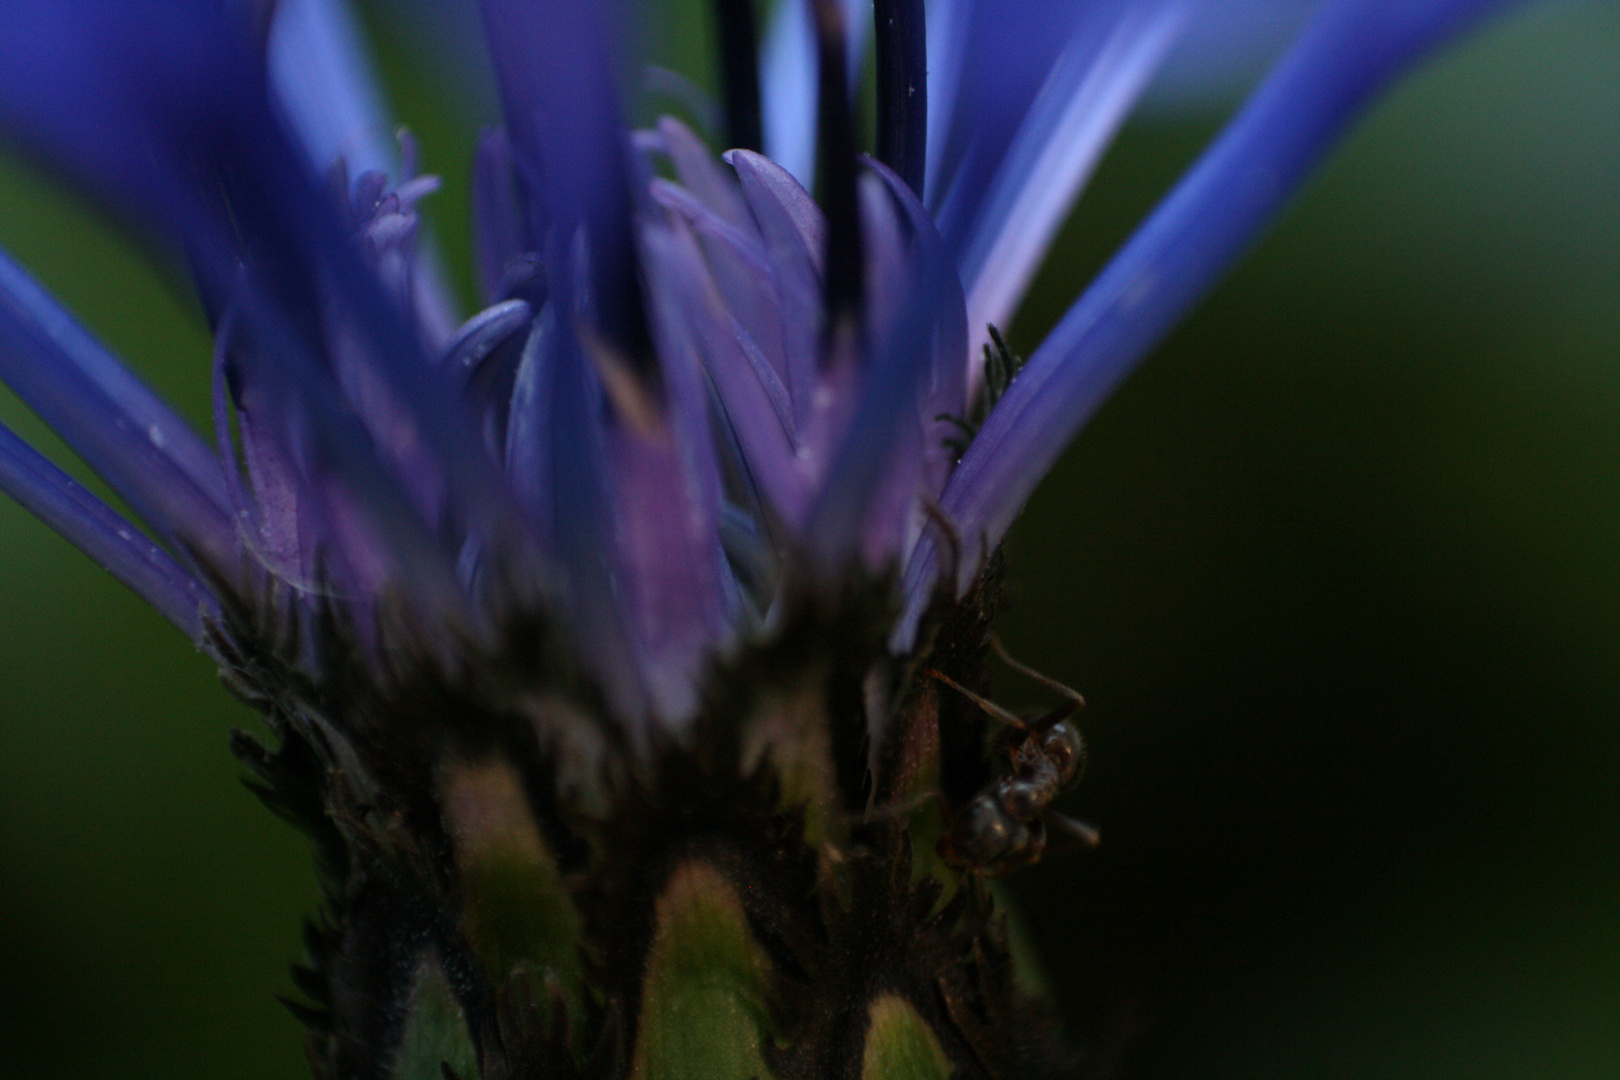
[0,3,1616,1078]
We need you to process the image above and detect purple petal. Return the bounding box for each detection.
[0,420,216,641]
[217,281,482,632]
[504,308,651,727]
[643,215,807,521]
[213,308,320,588]
[858,172,911,351]
[808,164,963,570]
[866,162,970,504]
[727,150,826,422]
[726,149,827,274]
[650,176,794,413]
[897,0,1517,645]
[606,430,728,721]
[616,223,738,719]
[657,117,754,232]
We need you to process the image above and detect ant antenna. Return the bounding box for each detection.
[1048,811,1102,848]
[925,668,1028,731]
[989,635,1086,711]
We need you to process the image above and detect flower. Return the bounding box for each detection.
[0,1,1518,1077]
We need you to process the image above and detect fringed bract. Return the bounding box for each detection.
[223,558,1078,1080]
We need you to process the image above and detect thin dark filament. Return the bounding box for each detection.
[811,0,863,336]
[586,215,658,382]
[712,0,763,152]
[873,0,926,198]
[936,324,1026,459]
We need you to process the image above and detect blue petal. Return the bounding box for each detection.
[0,0,243,230]
[926,0,1102,236]
[824,170,927,569]
[958,0,1188,367]
[267,0,462,348]
[0,247,237,568]
[761,0,872,188]
[899,0,1516,642]
[472,127,530,304]
[1145,0,1317,113]
[477,0,647,358]
[761,0,818,186]
[0,0,515,553]
[867,163,969,512]
[0,420,216,641]
[922,0,970,200]
[267,0,397,179]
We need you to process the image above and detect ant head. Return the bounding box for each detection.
[1040,723,1086,785]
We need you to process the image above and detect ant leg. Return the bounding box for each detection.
[925,668,1028,731]
[972,528,993,588]
[989,634,1086,718]
[1047,811,1101,848]
[848,788,939,826]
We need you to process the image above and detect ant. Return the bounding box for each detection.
[926,637,1099,876]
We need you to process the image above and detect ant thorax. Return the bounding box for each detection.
[998,754,1060,821]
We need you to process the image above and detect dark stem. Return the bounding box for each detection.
[712,0,763,152]
[873,0,927,199]
[811,0,863,339]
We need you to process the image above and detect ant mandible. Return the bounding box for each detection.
[926,637,1100,876]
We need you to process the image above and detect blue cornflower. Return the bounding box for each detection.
[0,0,1518,1076]
[0,0,1507,724]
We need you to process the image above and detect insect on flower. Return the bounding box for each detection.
[928,637,1099,876]
[0,0,1532,1077]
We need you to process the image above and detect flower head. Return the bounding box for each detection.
[0,0,1508,728]
[0,0,1515,1075]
